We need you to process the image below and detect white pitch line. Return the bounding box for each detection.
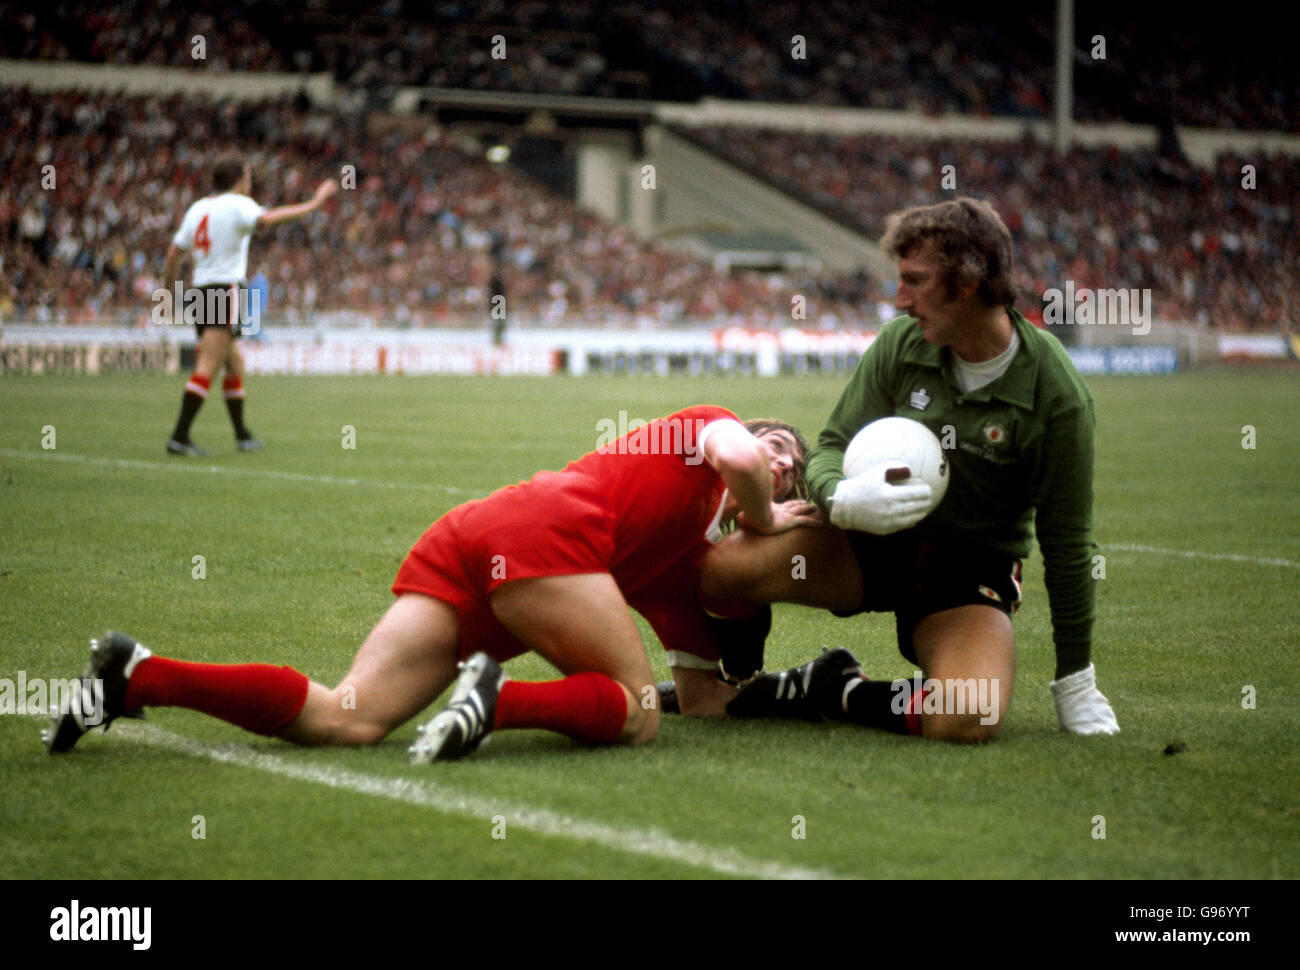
[1109,542,1299,570]
[0,447,484,497]
[117,722,839,881]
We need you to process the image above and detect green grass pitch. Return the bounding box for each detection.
[1,369,1296,879]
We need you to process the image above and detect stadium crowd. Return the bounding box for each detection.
[3,0,1294,334]
[3,84,1293,332]
[0,89,879,328]
[691,126,1298,332]
[3,0,1294,132]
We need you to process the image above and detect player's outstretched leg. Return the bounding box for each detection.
[726,646,864,721]
[276,593,460,746]
[727,646,933,735]
[701,526,864,610]
[45,595,460,753]
[44,629,312,752]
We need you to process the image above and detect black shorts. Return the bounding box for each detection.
[835,530,1022,665]
[192,283,242,339]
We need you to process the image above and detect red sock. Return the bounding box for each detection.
[185,373,212,398]
[492,672,628,745]
[125,657,309,736]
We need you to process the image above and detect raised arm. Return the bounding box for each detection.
[256,180,338,229]
[701,420,817,535]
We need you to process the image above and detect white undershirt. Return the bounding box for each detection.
[704,489,729,544]
[952,329,1020,393]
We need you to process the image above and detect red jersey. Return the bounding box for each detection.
[559,403,732,597]
[393,405,737,663]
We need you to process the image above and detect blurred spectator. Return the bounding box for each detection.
[3,84,1293,333]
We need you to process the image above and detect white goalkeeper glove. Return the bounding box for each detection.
[829,462,933,535]
[1049,663,1119,734]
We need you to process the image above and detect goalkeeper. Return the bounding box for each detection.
[699,198,1119,742]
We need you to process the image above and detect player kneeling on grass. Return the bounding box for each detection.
[695,198,1119,742]
[44,407,817,762]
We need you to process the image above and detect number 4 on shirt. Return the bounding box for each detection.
[194,214,211,255]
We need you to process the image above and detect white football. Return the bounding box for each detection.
[842,417,949,509]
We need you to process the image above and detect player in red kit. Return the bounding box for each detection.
[45,407,816,762]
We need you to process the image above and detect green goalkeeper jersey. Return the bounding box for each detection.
[807,308,1097,673]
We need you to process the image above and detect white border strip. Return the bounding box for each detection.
[1110,542,1298,570]
[117,723,838,881]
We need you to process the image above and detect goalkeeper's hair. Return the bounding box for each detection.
[880,197,1018,307]
[742,419,809,500]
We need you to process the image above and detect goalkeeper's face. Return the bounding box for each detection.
[895,239,966,348]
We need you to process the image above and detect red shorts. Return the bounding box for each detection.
[392,471,722,664]
[628,580,723,665]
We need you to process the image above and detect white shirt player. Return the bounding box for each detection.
[171,193,266,286]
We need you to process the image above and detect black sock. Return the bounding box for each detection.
[842,678,919,735]
[224,394,250,439]
[172,387,207,442]
[708,605,772,683]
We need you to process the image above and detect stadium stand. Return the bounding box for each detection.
[3,0,1295,131]
[1,2,1295,334]
[0,89,879,327]
[687,127,1299,332]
